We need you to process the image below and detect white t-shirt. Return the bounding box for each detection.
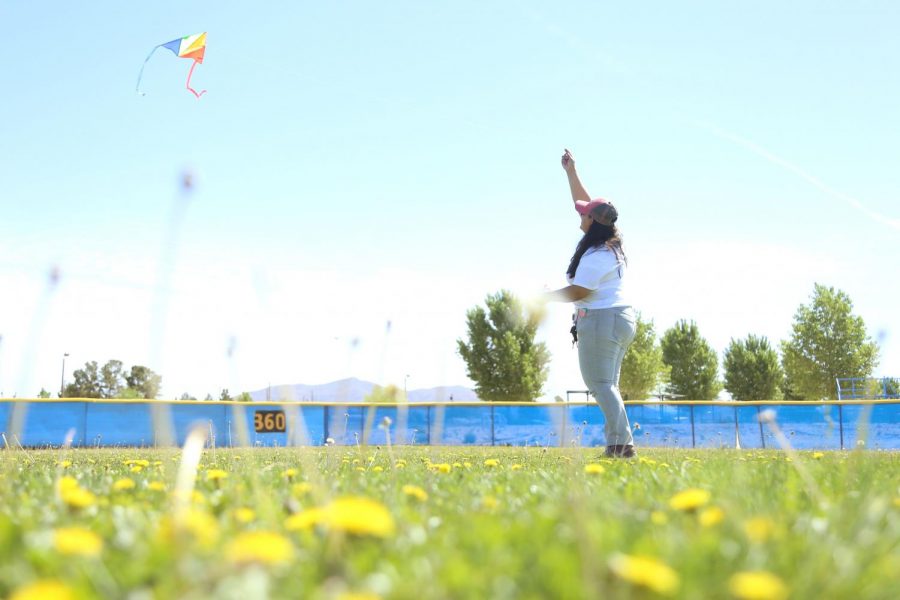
[566,246,630,309]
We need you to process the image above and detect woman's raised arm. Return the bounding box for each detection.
[561,148,591,204]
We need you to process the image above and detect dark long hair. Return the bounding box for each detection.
[566,221,625,279]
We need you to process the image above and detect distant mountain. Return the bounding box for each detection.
[406,385,478,403]
[248,378,478,403]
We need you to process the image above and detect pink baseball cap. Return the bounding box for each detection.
[575,198,618,226]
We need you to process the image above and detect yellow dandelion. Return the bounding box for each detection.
[483,459,500,467]
[812,452,825,459]
[60,486,96,509]
[159,508,219,547]
[233,507,256,524]
[57,460,72,468]
[282,468,299,479]
[285,508,327,531]
[463,461,473,468]
[57,476,79,493]
[355,466,366,472]
[394,459,407,469]
[893,497,900,508]
[482,495,499,510]
[130,465,143,473]
[669,488,711,511]
[337,593,382,600]
[54,526,103,557]
[699,506,725,527]
[743,517,776,543]
[510,464,524,470]
[112,478,136,491]
[227,531,294,565]
[639,457,657,466]
[9,580,74,600]
[584,463,606,475]
[432,463,452,474]
[608,553,680,596]
[402,484,428,502]
[206,469,228,482]
[372,466,384,472]
[650,511,668,525]
[182,509,219,540]
[148,481,166,492]
[291,482,313,497]
[728,571,788,600]
[453,462,463,468]
[323,497,395,537]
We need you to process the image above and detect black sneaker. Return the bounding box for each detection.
[604,444,637,458]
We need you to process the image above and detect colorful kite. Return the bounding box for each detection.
[136,32,207,98]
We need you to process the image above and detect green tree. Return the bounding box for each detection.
[219,389,233,401]
[203,393,214,401]
[63,361,102,398]
[661,320,721,400]
[723,335,783,400]
[780,369,804,400]
[63,359,163,399]
[99,360,124,398]
[119,387,143,399]
[37,388,51,398]
[457,290,550,402]
[180,393,198,401]
[235,392,253,402]
[781,284,879,400]
[364,384,406,403]
[885,378,900,398]
[125,365,162,399]
[619,313,670,400]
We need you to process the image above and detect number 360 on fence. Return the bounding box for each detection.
[253,410,286,433]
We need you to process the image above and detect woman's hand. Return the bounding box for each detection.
[545,285,592,303]
[523,293,549,324]
[561,148,576,173]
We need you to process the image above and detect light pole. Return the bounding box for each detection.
[404,374,410,400]
[60,353,69,397]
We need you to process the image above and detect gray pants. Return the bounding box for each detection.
[576,306,637,446]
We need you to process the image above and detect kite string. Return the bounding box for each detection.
[135,45,163,95]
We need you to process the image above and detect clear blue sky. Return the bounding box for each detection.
[2,1,898,399]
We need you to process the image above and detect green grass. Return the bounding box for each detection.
[1,447,898,599]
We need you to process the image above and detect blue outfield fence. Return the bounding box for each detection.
[1,399,898,450]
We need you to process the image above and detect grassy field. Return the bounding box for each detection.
[1,445,898,600]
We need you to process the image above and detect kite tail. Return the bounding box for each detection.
[186,61,207,99]
[136,45,163,96]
